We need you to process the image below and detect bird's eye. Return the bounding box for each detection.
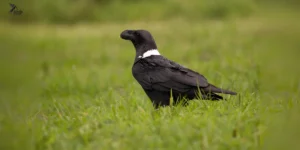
[135,32,140,36]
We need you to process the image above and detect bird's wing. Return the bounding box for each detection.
[143,56,209,92]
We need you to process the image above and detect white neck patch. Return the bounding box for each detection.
[138,49,160,58]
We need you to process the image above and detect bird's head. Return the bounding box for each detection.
[120,29,158,53]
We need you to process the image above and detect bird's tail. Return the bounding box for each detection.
[204,84,237,95]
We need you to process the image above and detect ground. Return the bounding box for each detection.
[0,8,299,150]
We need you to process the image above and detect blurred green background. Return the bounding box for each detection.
[0,0,299,150]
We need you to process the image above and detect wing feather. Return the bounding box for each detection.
[144,56,209,92]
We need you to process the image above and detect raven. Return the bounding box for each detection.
[120,29,237,108]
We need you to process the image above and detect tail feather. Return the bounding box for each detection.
[202,92,223,100]
[204,84,237,95]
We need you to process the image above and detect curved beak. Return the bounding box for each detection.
[120,30,134,40]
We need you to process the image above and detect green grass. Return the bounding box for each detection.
[0,8,300,150]
[0,0,255,23]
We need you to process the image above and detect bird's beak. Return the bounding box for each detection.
[120,30,134,40]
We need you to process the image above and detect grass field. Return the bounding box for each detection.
[1,4,300,150]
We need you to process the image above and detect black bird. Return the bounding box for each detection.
[120,29,237,108]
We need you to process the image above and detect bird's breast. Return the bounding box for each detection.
[132,63,146,75]
[132,61,154,79]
